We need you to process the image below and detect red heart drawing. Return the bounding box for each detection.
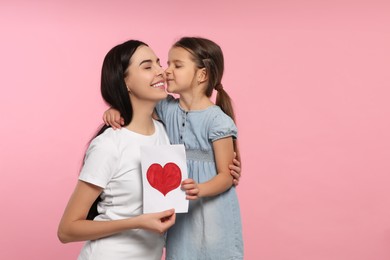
[146,162,182,196]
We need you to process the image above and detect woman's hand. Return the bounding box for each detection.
[103,108,124,129]
[181,178,200,200]
[137,209,176,234]
[229,152,241,186]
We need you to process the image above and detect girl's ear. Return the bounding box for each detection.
[197,68,208,84]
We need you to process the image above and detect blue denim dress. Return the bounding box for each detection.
[156,95,243,260]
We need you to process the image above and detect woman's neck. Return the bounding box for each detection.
[125,99,156,135]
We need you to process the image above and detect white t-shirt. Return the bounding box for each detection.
[78,119,170,260]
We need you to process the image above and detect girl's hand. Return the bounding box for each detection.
[181,178,200,200]
[103,108,124,129]
[137,209,176,234]
[229,152,241,186]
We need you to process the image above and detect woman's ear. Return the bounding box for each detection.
[126,85,132,95]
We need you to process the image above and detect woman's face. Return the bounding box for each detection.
[124,45,167,102]
[165,47,201,94]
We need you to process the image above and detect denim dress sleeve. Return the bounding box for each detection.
[208,112,238,142]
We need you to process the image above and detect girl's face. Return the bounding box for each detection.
[125,45,167,102]
[165,47,201,94]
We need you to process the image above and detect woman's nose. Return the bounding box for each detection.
[156,65,164,75]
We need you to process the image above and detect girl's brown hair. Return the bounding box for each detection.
[173,37,240,161]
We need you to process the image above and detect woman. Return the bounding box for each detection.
[57,40,177,260]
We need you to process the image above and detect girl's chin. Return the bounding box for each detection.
[166,87,178,93]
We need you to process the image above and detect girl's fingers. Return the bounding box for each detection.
[114,114,123,128]
[103,113,108,126]
[229,165,240,173]
[181,178,194,185]
[233,158,241,167]
[182,183,195,189]
[186,188,198,195]
[111,117,121,129]
[230,170,239,179]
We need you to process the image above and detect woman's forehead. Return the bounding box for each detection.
[131,46,158,63]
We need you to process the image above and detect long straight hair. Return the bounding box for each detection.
[86,40,147,220]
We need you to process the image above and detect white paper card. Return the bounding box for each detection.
[140,144,189,213]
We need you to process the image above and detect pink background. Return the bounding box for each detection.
[1,1,390,259]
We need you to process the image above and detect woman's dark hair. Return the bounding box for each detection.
[173,37,240,161]
[86,40,147,220]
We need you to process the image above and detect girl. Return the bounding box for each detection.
[105,37,243,259]
[57,40,177,260]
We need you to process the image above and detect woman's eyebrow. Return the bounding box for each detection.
[139,58,160,66]
[139,59,152,66]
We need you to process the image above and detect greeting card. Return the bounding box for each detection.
[140,144,189,213]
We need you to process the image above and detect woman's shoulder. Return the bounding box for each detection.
[83,128,122,161]
[90,128,123,149]
[153,119,165,129]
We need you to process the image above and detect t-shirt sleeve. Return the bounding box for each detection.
[155,94,176,122]
[79,136,119,188]
[208,112,238,142]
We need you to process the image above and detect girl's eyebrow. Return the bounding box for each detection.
[167,59,183,64]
